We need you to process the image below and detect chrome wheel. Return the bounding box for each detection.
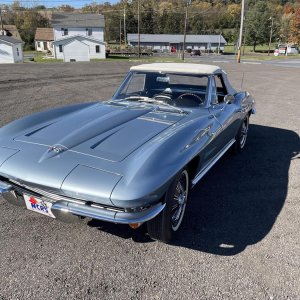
[239,118,248,149]
[147,168,189,243]
[171,170,189,231]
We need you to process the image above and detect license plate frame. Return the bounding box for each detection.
[24,194,56,218]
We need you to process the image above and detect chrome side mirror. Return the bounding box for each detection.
[224,94,235,104]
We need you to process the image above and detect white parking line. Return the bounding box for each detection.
[277,61,300,64]
[213,60,229,63]
[242,62,262,65]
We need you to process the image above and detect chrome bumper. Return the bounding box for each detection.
[0,181,12,193]
[51,200,165,224]
[0,181,165,224]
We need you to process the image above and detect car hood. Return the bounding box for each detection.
[14,102,185,162]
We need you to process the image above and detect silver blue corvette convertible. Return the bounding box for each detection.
[0,63,255,243]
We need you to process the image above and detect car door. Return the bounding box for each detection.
[208,74,240,151]
[199,107,224,165]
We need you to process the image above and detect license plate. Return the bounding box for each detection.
[24,194,56,218]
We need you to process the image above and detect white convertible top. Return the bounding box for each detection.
[130,63,221,74]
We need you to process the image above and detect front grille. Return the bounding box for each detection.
[8,179,125,213]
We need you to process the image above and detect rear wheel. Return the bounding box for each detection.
[233,115,249,154]
[147,169,189,243]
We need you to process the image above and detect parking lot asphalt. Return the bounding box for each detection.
[0,61,299,300]
[186,54,300,68]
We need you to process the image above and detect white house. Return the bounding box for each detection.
[35,28,54,53]
[51,13,106,62]
[53,35,105,61]
[0,36,24,64]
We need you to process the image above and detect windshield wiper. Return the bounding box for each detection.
[125,96,151,101]
[137,98,186,114]
[107,96,151,104]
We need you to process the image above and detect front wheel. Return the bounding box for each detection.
[233,115,249,154]
[147,169,189,243]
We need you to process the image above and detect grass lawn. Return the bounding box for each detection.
[23,51,62,63]
[26,53,181,63]
[224,43,278,55]
[33,53,63,63]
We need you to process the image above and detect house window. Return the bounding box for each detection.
[16,48,19,56]
[59,45,63,52]
[61,28,68,36]
[95,45,100,53]
[86,28,92,36]
[37,41,41,47]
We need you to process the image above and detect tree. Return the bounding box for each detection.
[82,2,101,13]
[280,11,292,43]
[226,3,241,27]
[56,5,75,12]
[33,5,46,10]
[141,2,155,34]
[6,10,49,50]
[289,7,300,43]
[244,1,273,52]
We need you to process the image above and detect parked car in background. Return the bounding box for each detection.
[287,45,299,54]
[0,63,255,243]
[190,49,201,56]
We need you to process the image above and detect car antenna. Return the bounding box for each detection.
[240,71,245,90]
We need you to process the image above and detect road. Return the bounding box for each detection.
[0,61,299,300]
[186,54,300,68]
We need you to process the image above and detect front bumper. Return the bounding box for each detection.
[0,180,165,224]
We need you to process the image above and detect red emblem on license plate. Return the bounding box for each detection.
[29,197,38,205]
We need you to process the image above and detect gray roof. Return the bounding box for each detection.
[0,35,23,44]
[53,34,105,45]
[127,34,226,44]
[51,13,105,28]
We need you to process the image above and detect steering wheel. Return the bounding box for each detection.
[176,93,203,103]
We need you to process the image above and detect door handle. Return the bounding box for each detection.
[207,131,215,138]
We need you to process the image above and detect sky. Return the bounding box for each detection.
[1,0,120,9]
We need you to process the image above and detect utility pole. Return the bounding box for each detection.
[218,31,221,54]
[119,18,122,49]
[138,0,140,58]
[0,8,4,33]
[268,17,274,56]
[182,0,190,61]
[123,7,126,47]
[242,24,247,56]
[237,0,245,63]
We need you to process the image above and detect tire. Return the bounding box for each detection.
[147,169,189,243]
[233,115,249,154]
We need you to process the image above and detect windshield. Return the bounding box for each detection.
[112,71,208,108]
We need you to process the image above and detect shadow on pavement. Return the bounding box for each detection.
[88,124,299,254]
